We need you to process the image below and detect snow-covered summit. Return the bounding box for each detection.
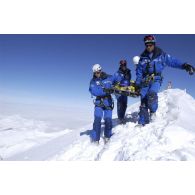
[54,88,195,161]
[1,88,195,161]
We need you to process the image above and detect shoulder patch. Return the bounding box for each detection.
[90,84,94,88]
[96,81,101,85]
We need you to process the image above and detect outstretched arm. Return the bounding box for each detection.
[163,53,194,75]
[163,53,184,69]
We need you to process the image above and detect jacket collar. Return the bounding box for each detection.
[93,71,108,80]
[118,67,130,74]
[141,46,164,60]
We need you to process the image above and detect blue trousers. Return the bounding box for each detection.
[91,107,112,141]
[138,81,160,125]
[117,95,128,120]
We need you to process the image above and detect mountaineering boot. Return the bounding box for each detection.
[95,141,100,146]
[118,118,126,125]
[121,118,126,124]
[104,137,110,144]
[91,140,99,146]
[150,112,156,122]
[90,136,99,145]
[135,123,145,128]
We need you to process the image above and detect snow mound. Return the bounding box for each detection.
[53,89,195,161]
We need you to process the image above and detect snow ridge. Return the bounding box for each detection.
[54,89,195,161]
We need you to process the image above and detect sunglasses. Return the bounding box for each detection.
[95,71,101,74]
[145,44,154,48]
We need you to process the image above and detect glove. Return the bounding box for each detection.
[103,88,114,94]
[182,63,195,75]
[135,83,141,91]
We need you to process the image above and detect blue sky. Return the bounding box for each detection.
[0,34,195,109]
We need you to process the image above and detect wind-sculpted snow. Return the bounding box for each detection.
[53,89,195,161]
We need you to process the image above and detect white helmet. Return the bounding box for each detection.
[92,64,102,73]
[132,56,140,65]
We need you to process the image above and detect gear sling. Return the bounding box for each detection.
[93,95,114,110]
[143,62,163,86]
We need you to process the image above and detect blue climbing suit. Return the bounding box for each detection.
[113,68,131,120]
[89,72,114,141]
[136,47,185,125]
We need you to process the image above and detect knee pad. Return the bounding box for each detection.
[147,91,158,112]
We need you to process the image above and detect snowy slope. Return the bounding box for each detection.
[52,89,195,161]
[1,88,195,161]
[0,115,75,160]
[0,103,90,160]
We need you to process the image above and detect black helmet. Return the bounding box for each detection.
[144,35,156,45]
[119,59,127,66]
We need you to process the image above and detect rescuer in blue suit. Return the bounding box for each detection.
[136,35,195,126]
[89,64,115,144]
[114,60,131,124]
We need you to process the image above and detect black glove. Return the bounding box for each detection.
[103,88,114,94]
[135,84,141,91]
[182,63,195,75]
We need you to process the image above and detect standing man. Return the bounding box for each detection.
[114,60,131,124]
[136,35,194,126]
[89,64,114,144]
